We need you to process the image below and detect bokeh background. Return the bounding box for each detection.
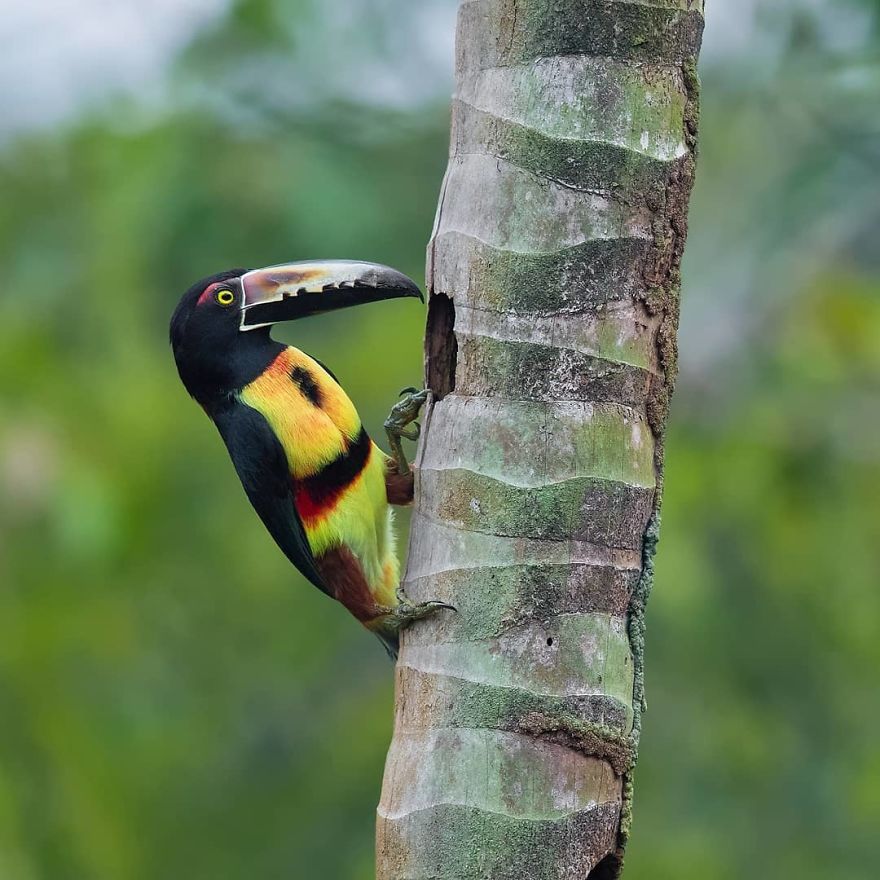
[0,1,878,878]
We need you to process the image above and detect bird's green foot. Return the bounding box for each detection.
[371,589,455,659]
[384,387,429,475]
[383,589,455,635]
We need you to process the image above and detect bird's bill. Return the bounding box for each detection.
[238,260,423,330]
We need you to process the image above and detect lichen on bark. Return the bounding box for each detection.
[377,2,704,877]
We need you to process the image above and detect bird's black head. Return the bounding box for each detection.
[170,268,256,405]
[170,260,423,408]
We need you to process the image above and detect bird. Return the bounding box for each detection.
[169,260,452,657]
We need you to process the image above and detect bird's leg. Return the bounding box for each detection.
[382,386,453,630]
[384,387,428,475]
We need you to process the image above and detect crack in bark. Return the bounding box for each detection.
[426,292,457,400]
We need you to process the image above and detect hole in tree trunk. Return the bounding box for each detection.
[425,291,456,401]
[587,852,622,880]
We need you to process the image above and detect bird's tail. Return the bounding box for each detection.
[375,630,399,661]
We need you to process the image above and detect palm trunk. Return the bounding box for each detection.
[377,2,704,877]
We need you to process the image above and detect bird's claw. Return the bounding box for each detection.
[385,594,456,634]
[385,387,429,474]
[385,389,428,430]
[396,422,419,442]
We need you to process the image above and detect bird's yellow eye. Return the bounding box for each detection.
[216,289,235,307]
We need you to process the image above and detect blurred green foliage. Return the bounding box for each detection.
[0,2,878,879]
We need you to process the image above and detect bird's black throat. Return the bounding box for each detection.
[174,326,285,413]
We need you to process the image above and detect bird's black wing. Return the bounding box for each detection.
[212,401,331,596]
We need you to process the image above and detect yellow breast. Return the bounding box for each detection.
[239,347,361,479]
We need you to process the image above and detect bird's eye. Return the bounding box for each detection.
[216,289,235,307]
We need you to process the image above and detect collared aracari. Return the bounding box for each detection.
[169,260,450,657]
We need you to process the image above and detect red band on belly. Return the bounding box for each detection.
[294,482,346,521]
[293,427,371,522]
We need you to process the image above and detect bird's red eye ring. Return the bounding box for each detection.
[215,288,235,307]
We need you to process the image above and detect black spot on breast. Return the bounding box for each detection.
[290,365,322,407]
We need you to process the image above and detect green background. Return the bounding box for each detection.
[0,2,878,878]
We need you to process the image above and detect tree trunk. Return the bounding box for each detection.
[377,2,704,877]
